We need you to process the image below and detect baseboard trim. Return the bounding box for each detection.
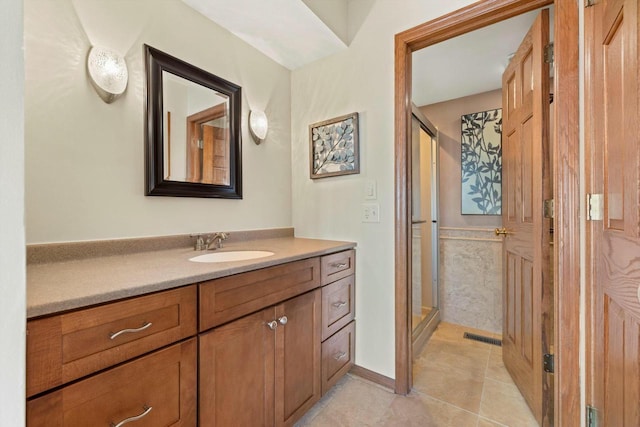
[349,365,395,391]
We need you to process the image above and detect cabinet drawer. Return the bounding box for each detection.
[27,338,197,427]
[321,321,355,395]
[320,250,355,286]
[27,286,197,397]
[321,275,355,341]
[199,257,320,331]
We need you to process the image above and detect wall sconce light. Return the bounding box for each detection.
[249,110,268,144]
[87,46,128,104]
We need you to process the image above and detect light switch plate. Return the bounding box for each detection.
[364,180,377,200]
[362,203,380,222]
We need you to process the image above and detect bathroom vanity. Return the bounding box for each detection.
[25,234,355,426]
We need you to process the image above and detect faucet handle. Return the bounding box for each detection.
[190,233,207,251]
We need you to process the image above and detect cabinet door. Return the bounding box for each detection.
[199,308,275,427]
[275,289,321,427]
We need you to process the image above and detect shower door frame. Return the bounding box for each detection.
[410,106,440,358]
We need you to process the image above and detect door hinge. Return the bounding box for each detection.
[544,199,554,219]
[543,353,554,373]
[198,139,204,149]
[587,193,604,221]
[544,43,555,64]
[585,0,596,7]
[587,405,598,427]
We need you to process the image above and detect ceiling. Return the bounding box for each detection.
[181,1,552,106]
[412,7,554,106]
[182,0,349,70]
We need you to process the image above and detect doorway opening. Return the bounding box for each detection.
[394,0,581,425]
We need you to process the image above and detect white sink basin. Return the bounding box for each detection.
[189,250,275,263]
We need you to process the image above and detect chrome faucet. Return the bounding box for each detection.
[190,234,208,251]
[206,232,229,250]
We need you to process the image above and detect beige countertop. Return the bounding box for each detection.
[27,236,355,319]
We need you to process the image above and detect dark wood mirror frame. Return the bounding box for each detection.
[144,44,242,198]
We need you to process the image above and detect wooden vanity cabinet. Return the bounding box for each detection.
[199,289,321,427]
[319,250,355,395]
[26,287,198,426]
[27,338,197,427]
[27,248,355,426]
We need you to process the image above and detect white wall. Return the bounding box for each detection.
[0,0,26,424]
[291,0,477,378]
[24,0,292,244]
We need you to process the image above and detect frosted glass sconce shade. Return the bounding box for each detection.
[249,110,268,144]
[87,46,128,104]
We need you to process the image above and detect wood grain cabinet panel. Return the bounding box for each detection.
[199,258,320,331]
[321,275,355,341]
[321,321,355,395]
[27,338,197,427]
[320,250,355,286]
[199,289,321,427]
[27,286,197,397]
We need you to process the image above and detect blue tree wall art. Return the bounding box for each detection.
[461,108,502,215]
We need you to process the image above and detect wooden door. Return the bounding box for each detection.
[588,0,640,424]
[199,308,275,427]
[275,290,321,427]
[202,125,229,185]
[500,9,551,424]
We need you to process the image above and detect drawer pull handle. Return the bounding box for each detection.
[278,316,288,325]
[267,320,278,330]
[334,351,347,360]
[332,301,348,309]
[331,262,348,269]
[109,322,152,340]
[111,405,152,427]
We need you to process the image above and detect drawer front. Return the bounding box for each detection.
[27,338,197,427]
[321,275,355,341]
[321,321,355,395]
[320,250,355,286]
[199,257,320,331]
[27,286,197,397]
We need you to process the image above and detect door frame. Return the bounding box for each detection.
[393,0,581,424]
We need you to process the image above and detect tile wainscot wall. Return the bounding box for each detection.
[439,227,502,334]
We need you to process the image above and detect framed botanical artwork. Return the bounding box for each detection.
[460,108,502,215]
[309,112,359,179]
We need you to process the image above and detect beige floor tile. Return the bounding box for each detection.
[416,336,492,366]
[378,391,479,427]
[298,322,536,427]
[477,417,509,427]
[479,378,538,427]
[485,347,514,384]
[296,375,395,426]
[413,363,485,413]
[414,344,489,380]
[433,322,501,343]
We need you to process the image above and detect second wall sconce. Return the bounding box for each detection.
[87,46,129,104]
[249,110,268,144]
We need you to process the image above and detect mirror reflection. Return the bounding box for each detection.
[145,44,242,199]
[162,72,230,185]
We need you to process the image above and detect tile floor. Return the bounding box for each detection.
[295,322,538,427]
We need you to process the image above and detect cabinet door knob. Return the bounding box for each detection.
[278,316,288,325]
[333,351,347,360]
[267,320,278,330]
[109,322,152,340]
[111,405,152,427]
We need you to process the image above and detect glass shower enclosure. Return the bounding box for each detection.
[411,109,440,354]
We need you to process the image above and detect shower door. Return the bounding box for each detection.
[411,112,439,343]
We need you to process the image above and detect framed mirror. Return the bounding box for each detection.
[145,44,242,198]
